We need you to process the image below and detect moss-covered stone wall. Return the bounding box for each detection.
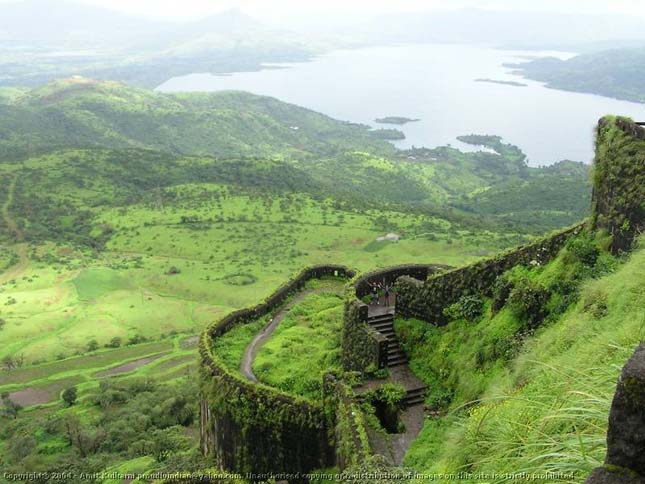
[394,225,583,325]
[341,264,449,372]
[591,116,645,254]
[323,375,372,470]
[341,300,388,371]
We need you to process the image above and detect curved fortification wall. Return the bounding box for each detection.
[199,117,645,478]
[199,265,354,476]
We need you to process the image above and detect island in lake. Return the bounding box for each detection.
[374,116,420,125]
[475,78,528,87]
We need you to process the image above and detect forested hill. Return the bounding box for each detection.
[0,77,394,161]
[509,47,645,103]
[0,78,591,243]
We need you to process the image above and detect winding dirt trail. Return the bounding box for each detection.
[241,289,318,382]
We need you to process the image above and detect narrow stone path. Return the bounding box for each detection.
[241,289,318,382]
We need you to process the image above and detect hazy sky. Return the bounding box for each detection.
[5,0,644,21]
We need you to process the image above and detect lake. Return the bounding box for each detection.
[157,44,645,166]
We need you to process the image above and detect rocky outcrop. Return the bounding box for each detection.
[586,343,645,483]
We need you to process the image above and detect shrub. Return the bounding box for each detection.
[507,277,551,329]
[443,295,484,323]
[491,275,514,313]
[582,286,609,319]
[166,266,181,275]
[62,386,78,407]
[87,339,99,352]
[127,334,148,345]
[370,383,407,410]
[106,336,122,348]
[566,235,600,267]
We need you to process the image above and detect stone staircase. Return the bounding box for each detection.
[402,385,427,406]
[364,302,428,409]
[368,312,408,367]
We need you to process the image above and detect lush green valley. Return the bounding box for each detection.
[1,0,644,481]
[0,79,628,483]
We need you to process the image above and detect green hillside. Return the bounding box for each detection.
[0,78,393,161]
[398,233,644,480]
[0,79,591,243]
[510,48,645,103]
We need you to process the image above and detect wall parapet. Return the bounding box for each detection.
[394,224,584,325]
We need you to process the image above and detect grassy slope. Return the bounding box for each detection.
[399,238,645,481]
[0,181,514,364]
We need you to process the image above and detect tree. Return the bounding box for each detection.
[8,434,37,461]
[508,277,551,329]
[107,336,122,348]
[62,415,104,458]
[1,392,21,419]
[2,355,15,370]
[62,387,78,407]
[87,339,99,352]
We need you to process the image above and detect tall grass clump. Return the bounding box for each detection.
[403,238,645,482]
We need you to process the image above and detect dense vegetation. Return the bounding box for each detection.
[397,232,644,480]
[510,48,645,103]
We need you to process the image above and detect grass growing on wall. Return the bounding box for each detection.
[400,237,645,482]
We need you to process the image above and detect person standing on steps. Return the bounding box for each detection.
[384,282,392,307]
[371,281,380,305]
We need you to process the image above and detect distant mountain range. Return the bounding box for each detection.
[0,1,264,49]
[2,1,645,90]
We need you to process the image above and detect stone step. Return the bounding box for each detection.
[405,386,427,398]
[404,394,426,406]
[387,355,408,367]
[371,320,394,330]
[368,314,395,324]
[403,386,427,407]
